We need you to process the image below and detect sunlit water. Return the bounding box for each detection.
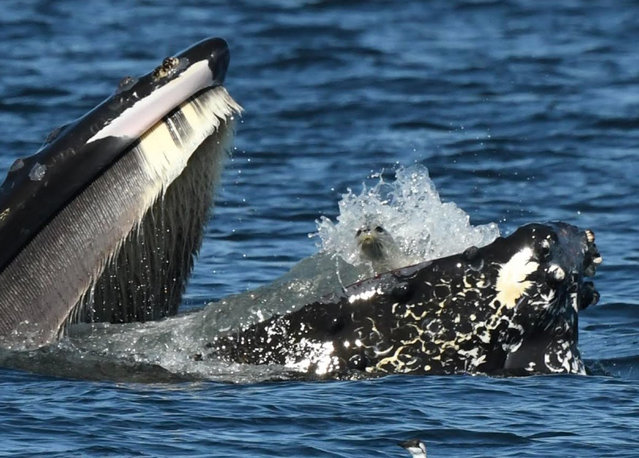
[1,0,638,456]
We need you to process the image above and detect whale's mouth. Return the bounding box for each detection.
[0,38,242,350]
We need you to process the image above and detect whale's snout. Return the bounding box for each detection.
[578,228,602,310]
[174,37,230,86]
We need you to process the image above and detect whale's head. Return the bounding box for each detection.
[487,222,602,374]
[0,38,242,349]
[489,222,601,314]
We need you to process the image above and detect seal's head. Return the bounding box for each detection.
[355,223,405,273]
[356,224,390,260]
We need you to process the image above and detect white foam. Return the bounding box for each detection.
[315,165,500,268]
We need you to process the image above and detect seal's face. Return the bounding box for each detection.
[204,222,601,378]
[356,225,389,261]
[355,223,406,273]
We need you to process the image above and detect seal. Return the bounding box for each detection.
[356,223,406,274]
[0,38,242,349]
[202,222,601,378]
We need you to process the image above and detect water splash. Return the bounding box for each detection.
[315,165,500,269]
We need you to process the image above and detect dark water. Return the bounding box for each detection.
[1,0,638,456]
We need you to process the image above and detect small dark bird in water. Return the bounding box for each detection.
[398,439,427,458]
[355,223,405,274]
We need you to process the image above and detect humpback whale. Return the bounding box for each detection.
[202,222,601,378]
[0,38,242,349]
[0,38,603,383]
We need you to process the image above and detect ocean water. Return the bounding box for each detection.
[1,0,638,456]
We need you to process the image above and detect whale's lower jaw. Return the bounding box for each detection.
[0,87,242,350]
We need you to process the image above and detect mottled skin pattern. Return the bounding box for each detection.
[204,222,601,378]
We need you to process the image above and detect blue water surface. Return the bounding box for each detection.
[1,0,638,456]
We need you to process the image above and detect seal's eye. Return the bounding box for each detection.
[355,229,362,237]
[375,226,384,233]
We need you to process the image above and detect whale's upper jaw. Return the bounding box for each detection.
[0,38,231,274]
[83,37,230,143]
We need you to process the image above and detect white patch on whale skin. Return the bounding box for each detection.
[458,347,486,369]
[543,348,585,375]
[29,162,47,181]
[348,287,382,304]
[495,247,539,308]
[570,291,580,313]
[539,290,556,307]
